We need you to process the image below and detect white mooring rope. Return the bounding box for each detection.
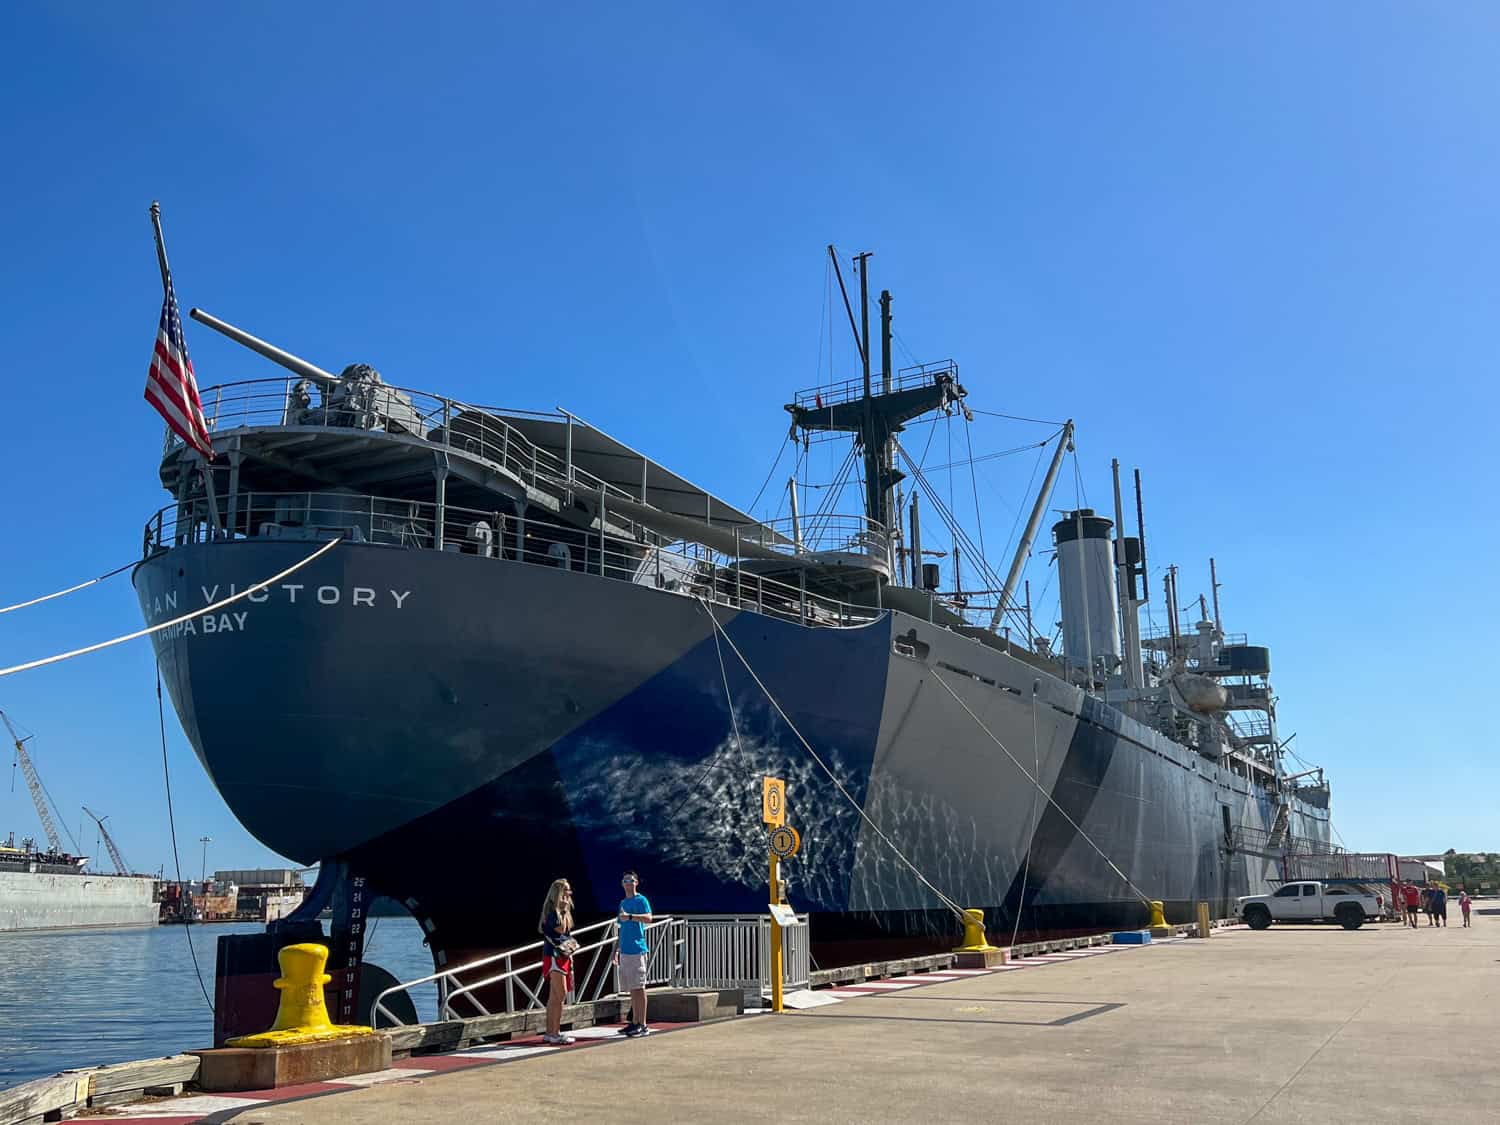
[0,537,343,679]
[0,559,138,615]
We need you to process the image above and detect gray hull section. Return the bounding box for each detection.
[0,872,158,933]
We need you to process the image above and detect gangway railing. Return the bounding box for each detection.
[677,913,810,996]
[371,916,682,1028]
[369,912,810,1028]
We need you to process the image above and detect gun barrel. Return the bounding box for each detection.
[189,307,340,389]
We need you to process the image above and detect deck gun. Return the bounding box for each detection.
[189,308,426,436]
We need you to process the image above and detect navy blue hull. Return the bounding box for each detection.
[135,539,1327,965]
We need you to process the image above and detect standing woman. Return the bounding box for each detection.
[540,878,578,1045]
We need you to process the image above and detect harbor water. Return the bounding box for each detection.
[0,915,434,1089]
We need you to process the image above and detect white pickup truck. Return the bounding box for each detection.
[1237,881,1384,931]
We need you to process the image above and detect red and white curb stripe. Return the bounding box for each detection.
[95,1023,689,1122]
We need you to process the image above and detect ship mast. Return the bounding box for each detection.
[789,248,965,567]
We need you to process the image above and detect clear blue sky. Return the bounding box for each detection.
[0,3,1493,875]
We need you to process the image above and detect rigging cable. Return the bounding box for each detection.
[997,438,1051,592]
[897,446,1030,636]
[0,536,343,679]
[970,408,1068,427]
[685,607,752,792]
[963,411,988,567]
[1010,688,1042,948]
[920,435,1058,474]
[157,667,214,1014]
[745,435,791,517]
[695,599,970,924]
[930,668,1157,910]
[0,559,138,615]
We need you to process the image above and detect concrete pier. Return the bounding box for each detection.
[182,910,1500,1124]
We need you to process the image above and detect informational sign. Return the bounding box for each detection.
[762,776,786,827]
[769,903,799,928]
[769,824,801,859]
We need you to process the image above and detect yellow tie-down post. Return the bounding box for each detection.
[953,909,1008,968]
[227,943,377,1047]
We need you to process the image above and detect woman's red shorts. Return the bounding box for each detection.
[543,954,574,994]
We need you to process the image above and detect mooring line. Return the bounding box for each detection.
[0,536,343,678]
[0,559,137,615]
[156,665,214,1014]
[694,599,970,924]
[930,668,1155,910]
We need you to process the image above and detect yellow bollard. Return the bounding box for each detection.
[1195,901,1211,938]
[952,909,1007,967]
[1148,901,1172,938]
[227,943,376,1048]
[956,908,998,952]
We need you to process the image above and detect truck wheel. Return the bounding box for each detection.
[1245,906,1271,930]
[1336,904,1364,930]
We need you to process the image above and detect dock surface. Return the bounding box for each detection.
[189,912,1500,1124]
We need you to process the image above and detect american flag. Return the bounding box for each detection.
[144,272,213,458]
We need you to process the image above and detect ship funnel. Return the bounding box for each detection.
[1053,508,1122,677]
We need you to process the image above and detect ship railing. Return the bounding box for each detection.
[792,359,959,411]
[170,378,888,570]
[144,489,885,631]
[171,377,643,511]
[739,514,889,562]
[371,916,685,1027]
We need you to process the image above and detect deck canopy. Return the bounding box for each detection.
[501,409,772,534]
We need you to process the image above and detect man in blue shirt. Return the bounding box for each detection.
[615,870,653,1037]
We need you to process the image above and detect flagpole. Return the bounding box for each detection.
[148,201,224,536]
[149,201,172,295]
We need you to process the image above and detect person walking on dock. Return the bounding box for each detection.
[615,870,653,1038]
[1403,883,1420,928]
[1460,891,1472,927]
[1431,885,1448,927]
[540,878,579,1045]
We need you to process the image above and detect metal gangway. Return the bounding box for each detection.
[371,912,811,1028]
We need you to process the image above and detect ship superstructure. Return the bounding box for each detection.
[132,250,1334,977]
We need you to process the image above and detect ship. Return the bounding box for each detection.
[133,249,1333,980]
[1,715,158,933]
[0,840,158,933]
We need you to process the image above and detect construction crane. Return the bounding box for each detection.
[3,709,66,855]
[82,805,132,876]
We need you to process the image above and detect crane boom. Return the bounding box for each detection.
[82,805,131,876]
[3,710,64,854]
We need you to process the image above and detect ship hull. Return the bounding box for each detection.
[0,871,158,933]
[134,539,1329,963]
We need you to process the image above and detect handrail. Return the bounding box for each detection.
[370,912,807,1028]
[178,377,645,511]
[371,916,680,1027]
[143,489,888,632]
